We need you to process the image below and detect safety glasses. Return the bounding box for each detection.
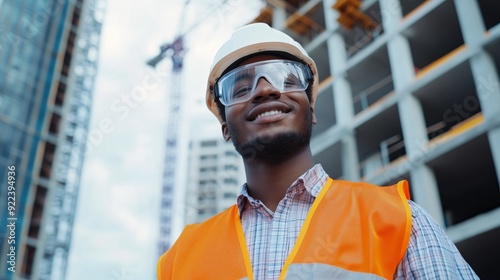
[214,59,313,106]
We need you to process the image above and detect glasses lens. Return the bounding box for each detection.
[216,59,311,106]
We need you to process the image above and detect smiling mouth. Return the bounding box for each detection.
[254,110,284,121]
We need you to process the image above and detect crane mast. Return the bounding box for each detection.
[148,36,184,255]
[147,0,229,256]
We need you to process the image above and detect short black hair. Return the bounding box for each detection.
[214,51,315,122]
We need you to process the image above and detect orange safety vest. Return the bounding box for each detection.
[157,178,412,280]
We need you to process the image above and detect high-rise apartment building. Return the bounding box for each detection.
[247,0,499,278]
[184,121,246,225]
[0,0,104,279]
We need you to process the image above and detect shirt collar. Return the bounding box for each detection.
[236,164,328,215]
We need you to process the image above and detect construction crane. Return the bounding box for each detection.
[147,34,184,256]
[146,0,228,256]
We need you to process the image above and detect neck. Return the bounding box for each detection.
[243,146,315,212]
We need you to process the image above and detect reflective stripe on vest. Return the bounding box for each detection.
[157,179,412,280]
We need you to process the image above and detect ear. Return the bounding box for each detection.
[221,122,231,141]
[310,106,317,125]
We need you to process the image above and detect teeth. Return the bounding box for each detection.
[255,110,283,120]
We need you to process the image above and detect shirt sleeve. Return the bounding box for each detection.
[394,200,479,280]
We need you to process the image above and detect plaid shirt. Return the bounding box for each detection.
[237,164,479,280]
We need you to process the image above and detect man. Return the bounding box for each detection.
[157,23,478,279]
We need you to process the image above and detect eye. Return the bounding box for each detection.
[284,77,300,88]
[232,86,252,98]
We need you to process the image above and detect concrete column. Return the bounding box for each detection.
[332,78,354,123]
[323,0,339,30]
[342,133,360,181]
[379,0,403,33]
[410,165,446,227]
[398,95,429,154]
[454,0,486,44]
[488,128,500,190]
[332,74,359,180]
[388,35,428,156]
[457,0,500,190]
[329,33,353,123]
[272,5,287,30]
[400,91,445,225]
[386,35,414,89]
[470,52,500,121]
[328,31,359,180]
[383,8,444,222]
[469,51,500,189]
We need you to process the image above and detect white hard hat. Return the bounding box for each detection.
[206,23,319,123]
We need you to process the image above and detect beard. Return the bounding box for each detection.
[228,112,313,164]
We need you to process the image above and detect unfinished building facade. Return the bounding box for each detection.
[249,0,500,278]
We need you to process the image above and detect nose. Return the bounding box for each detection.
[251,77,281,103]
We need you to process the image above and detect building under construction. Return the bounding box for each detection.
[247,0,499,278]
[0,0,104,279]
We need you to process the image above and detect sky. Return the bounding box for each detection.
[65,0,261,279]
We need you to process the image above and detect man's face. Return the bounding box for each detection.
[221,54,317,163]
